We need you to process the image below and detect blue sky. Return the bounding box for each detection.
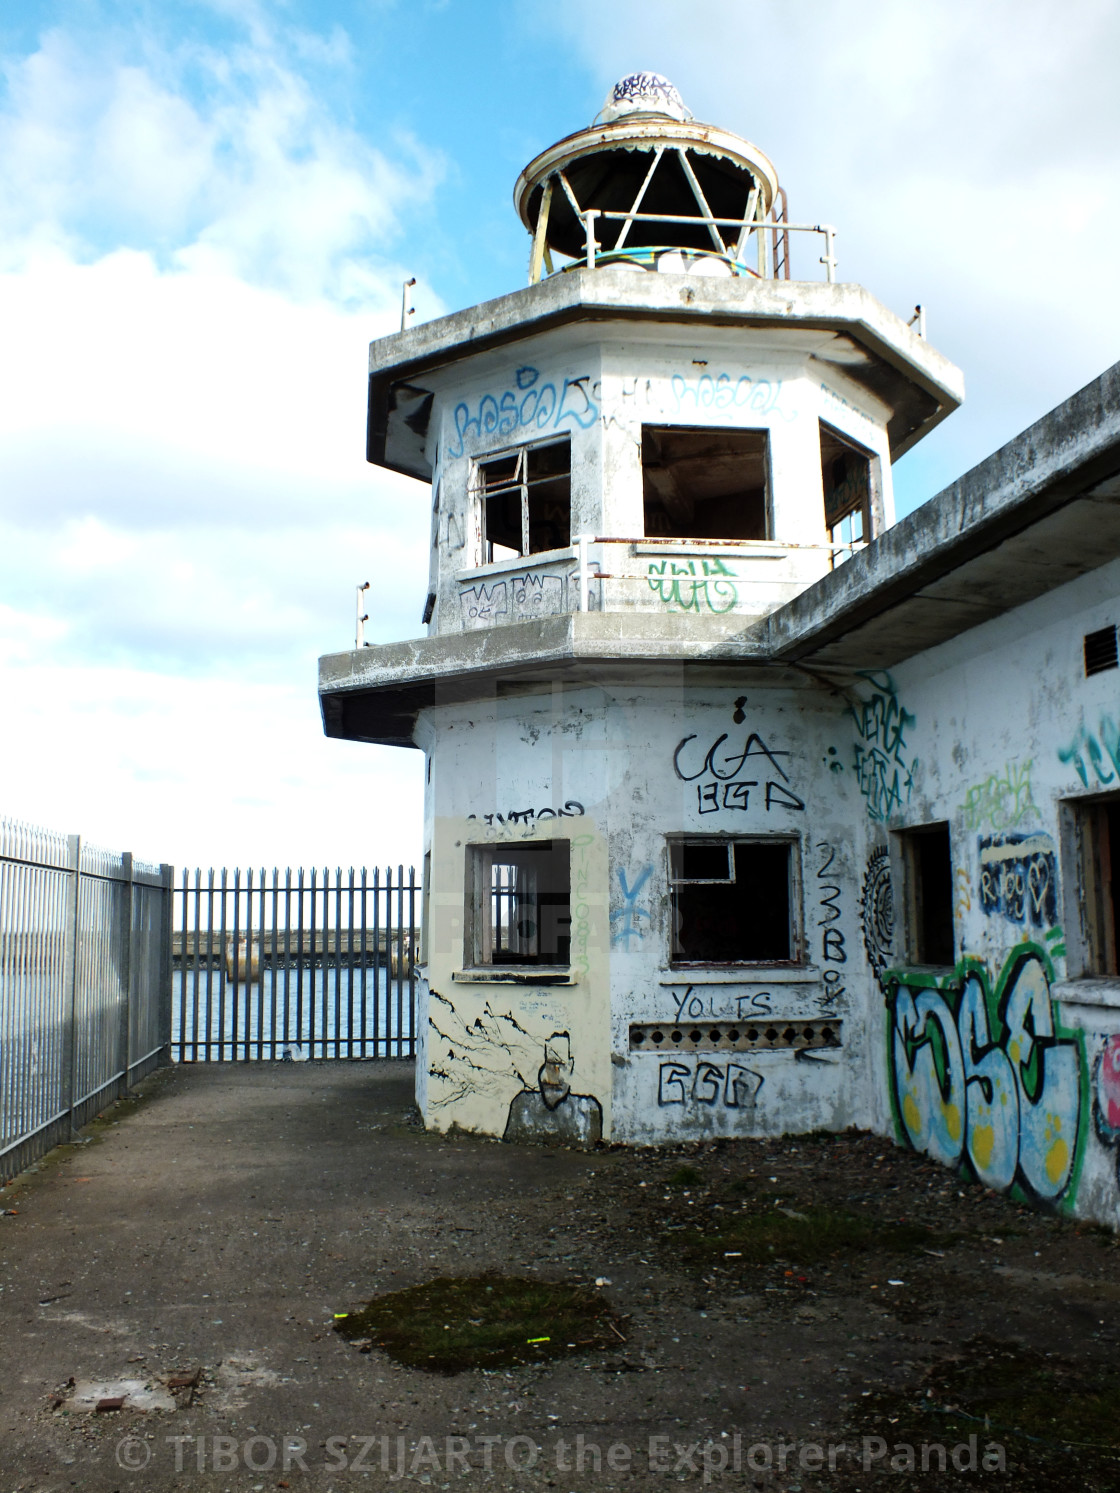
[1,0,1119,872]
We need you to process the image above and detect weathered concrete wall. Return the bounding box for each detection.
[417,320,896,642]
[603,679,872,1143]
[849,557,1120,1227]
[414,675,879,1146]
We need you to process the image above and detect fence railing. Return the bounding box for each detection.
[0,818,173,1183]
[173,865,418,1062]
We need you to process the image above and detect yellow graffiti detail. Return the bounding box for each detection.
[944,1102,963,1143]
[903,1094,921,1136]
[1046,1137,1070,1186]
[972,1123,995,1171]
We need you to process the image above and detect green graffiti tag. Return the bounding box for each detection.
[960,759,1039,831]
[849,671,917,822]
[646,557,737,614]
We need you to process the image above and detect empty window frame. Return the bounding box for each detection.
[669,837,798,965]
[642,426,770,541]
[898,823,955,966]
[474,439,571,563]
[820,422,876,565]
[1069,796,1120,975]
[468,840,571,967]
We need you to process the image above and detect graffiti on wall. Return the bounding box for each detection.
[428,995,602,1145]
[669,371,785,418]
[504,1031,603,1147]
[1094,1035,1120,1184]
[860,847,894,981]
[961,759,1039,832]
[667,986,774,1020]
[610,865,652,950]
[673,723,805,815]
[1058,716,1120,788]
[885,947,1084,1202]
[646,557,738,614]
[977,833,1058,927]
[467,801,585,827]
[816,842,847,1015]
[447,365,599,459]
[849,672,917,822]
[657,1058,764,1110]
[460,568,600,629]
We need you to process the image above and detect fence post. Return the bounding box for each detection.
[60,833,82,1135]
[158,863,174,1065]
[117,851,134,1098]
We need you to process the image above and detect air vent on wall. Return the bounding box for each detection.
[1084,624,1118,677]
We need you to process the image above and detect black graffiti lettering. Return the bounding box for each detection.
[469,800,584,824]
[722,782,755,809]
[698,782,720,813]
[658,1062,691,1106]
[694,1062,722,1105]
[737,991,773,1017]
[765,781,805,812]
[823,927,847,963]
[673,731,791,783]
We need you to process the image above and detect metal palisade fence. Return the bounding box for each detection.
[0,818,173,1183]
[172,865,417,1062]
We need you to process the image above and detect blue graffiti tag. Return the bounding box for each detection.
[611,865,653,950]
[448,365,600,459]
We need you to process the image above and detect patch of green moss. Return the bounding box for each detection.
[334,1275,620,1374]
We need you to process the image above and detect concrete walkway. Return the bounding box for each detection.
[3,1061,1118,1492]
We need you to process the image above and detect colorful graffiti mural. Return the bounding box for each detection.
[977,833,1058,926]
[849,672,917,822]
[885,946,1084,1203]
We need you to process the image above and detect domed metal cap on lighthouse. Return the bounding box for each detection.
[515,72,781,281]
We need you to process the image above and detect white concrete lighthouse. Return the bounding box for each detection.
[320,74,963,1148]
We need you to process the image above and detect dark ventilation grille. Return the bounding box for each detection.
[1085,625,1119,677]
[628,1020,841,1053]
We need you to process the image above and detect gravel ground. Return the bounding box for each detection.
[0,1062,1117,1492]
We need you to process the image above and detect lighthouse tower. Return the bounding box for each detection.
[319,74,963,1146]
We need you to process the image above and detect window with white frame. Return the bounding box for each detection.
[467,840,571,967]
[669,836,798,965]
[474,439,571,563]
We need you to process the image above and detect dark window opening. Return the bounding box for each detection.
[820,422,873,565]
[1085,625,1119,677]
[1076,798,1120,975]
[902,824,954,966]
[477,440,571,562]
[669,837,794,964]
[470,840,571,967]
[642,426,769,540]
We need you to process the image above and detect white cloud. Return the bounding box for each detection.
[0,9,438,868]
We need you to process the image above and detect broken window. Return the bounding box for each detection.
[475,439,571,563]
[1070,797,1120,975]
[898,823,954,966]
[642,426,770,541]
[669,837,797,965]
[468,840,571,967]
[820,422,874,565]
